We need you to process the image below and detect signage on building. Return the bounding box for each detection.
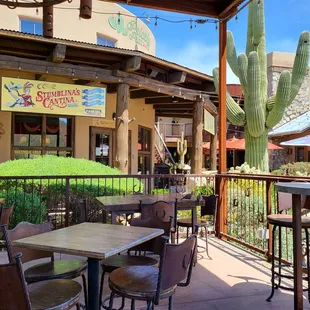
[204,109,215,135]
[1,77,106,118]
[108,15,150,50]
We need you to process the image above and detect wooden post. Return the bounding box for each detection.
[43,3,53,38]
[115,84,130,174]
[191,96,203,174]
[210,116,218,171]
[217,20,228,237]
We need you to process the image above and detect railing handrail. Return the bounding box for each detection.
[154,124,176,165]
[218,173,310,182]
[0,173,213,180]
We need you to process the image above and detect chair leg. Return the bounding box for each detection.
[76,303,81,310]
[147,300,153,310]
[176,226,179,244]
[130,299,135,310]
[305,228,310,303]
[168,295,173,310]
[203,226,211,259]
[277,226,282,289]
[81,273,88,310]
[99,271,105,308]
[186,227,189,238]
[108,292,115,310]
[267,225,277,302]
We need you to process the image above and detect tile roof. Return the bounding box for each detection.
[268,111,310,137]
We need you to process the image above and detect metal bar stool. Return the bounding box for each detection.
[267,191,310,302]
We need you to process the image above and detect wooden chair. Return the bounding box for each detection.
[6,221,88,307]
[140,200,176,241]
[107,234,197,310]
[99,216,172,309]
[0,253,82,309]
[0,203,14,226]
[267,191,310,302]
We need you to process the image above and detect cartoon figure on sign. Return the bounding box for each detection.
[4,81,34,108]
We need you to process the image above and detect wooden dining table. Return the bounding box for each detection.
[12,222,164,310]
[275,182,310,310]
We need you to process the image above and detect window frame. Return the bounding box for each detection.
[19,17,43,35]
[11,113,75,159]
[96,34,117,47]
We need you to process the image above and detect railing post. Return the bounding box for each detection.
[215,174,227,238]
[266,179,272,261]
[65,177,70,227]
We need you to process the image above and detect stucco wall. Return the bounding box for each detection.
[267,52,310,128]
[0,0,155,55]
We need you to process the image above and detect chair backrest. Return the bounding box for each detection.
[201,194,218,217]
[7,221,53,264]
[0,204,14,226]
[0,242,31,310]
[130,216,173,254]
[140,200,175,223]
[155,235,197,304]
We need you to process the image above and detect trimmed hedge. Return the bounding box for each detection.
[0,156,143,227]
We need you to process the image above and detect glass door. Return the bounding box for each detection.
[90,127,113,166]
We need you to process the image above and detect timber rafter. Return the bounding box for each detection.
[0,53,217,115]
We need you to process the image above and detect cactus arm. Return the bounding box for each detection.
[252,0,264,46]
[227,31,240,78]
[212,68,245,126]
[246,51,265,137]
[266,71,291,128]
[266,95,276,111]
[288,31,310,105]
[237,53,248,95]
[246,1,254,55]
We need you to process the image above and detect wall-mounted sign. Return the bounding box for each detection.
[108,15,150,50]
[1,77,106,118]
[204,109,216,135]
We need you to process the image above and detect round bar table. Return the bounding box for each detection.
[275,182,310,310]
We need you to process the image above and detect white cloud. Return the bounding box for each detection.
[156,41,240,84]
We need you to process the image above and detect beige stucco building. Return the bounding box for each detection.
[0,2,158,174]
[0,0,155,55]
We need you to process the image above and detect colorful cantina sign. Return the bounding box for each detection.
[1,77,106,117]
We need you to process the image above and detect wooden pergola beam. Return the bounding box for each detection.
[145,97,192,104]
[47,44,66,63]
[130,90,170,99]
[168,71,187,84]
[109,56,142,72]
[155,104,194,110]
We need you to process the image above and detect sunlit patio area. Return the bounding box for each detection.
[1,235,306,310]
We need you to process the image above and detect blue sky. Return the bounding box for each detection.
[123,0,309,83]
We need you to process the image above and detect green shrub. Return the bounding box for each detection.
[276,162,310,176]
[0,188,46,228]
[0,156,143,227]
[152,188,172,194]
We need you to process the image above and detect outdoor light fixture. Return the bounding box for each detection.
[79,0,92,19]
[172,97,178,103]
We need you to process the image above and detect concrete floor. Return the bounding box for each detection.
[1,236,310,309]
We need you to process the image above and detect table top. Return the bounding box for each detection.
[96,193,184,211]
[276,182,310,196]
[12,223,164,260]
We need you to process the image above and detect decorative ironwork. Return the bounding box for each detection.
[1,0,70,9]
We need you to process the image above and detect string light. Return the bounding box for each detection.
[215,23,218,31]
[235,14,238,22]
[190,19,193,30]
[53,6,217,27]
[36,8,38,15]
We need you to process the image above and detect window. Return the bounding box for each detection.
[20,19,43,35]
[296,147,304,162]
[138,126,152,174]
[12,114,74,159]
[97,35,116,47]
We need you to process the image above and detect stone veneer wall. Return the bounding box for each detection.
[267,66,309,128]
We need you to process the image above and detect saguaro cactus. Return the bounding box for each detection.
[177,131,187,169]
[213,0,309,172]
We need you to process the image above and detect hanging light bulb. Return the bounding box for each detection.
[190,19,193,30]
[235,14,238,22]
[154,16,158,27]
[117,12,121,25]
[215,23,218,31]
[36,8,39,15]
